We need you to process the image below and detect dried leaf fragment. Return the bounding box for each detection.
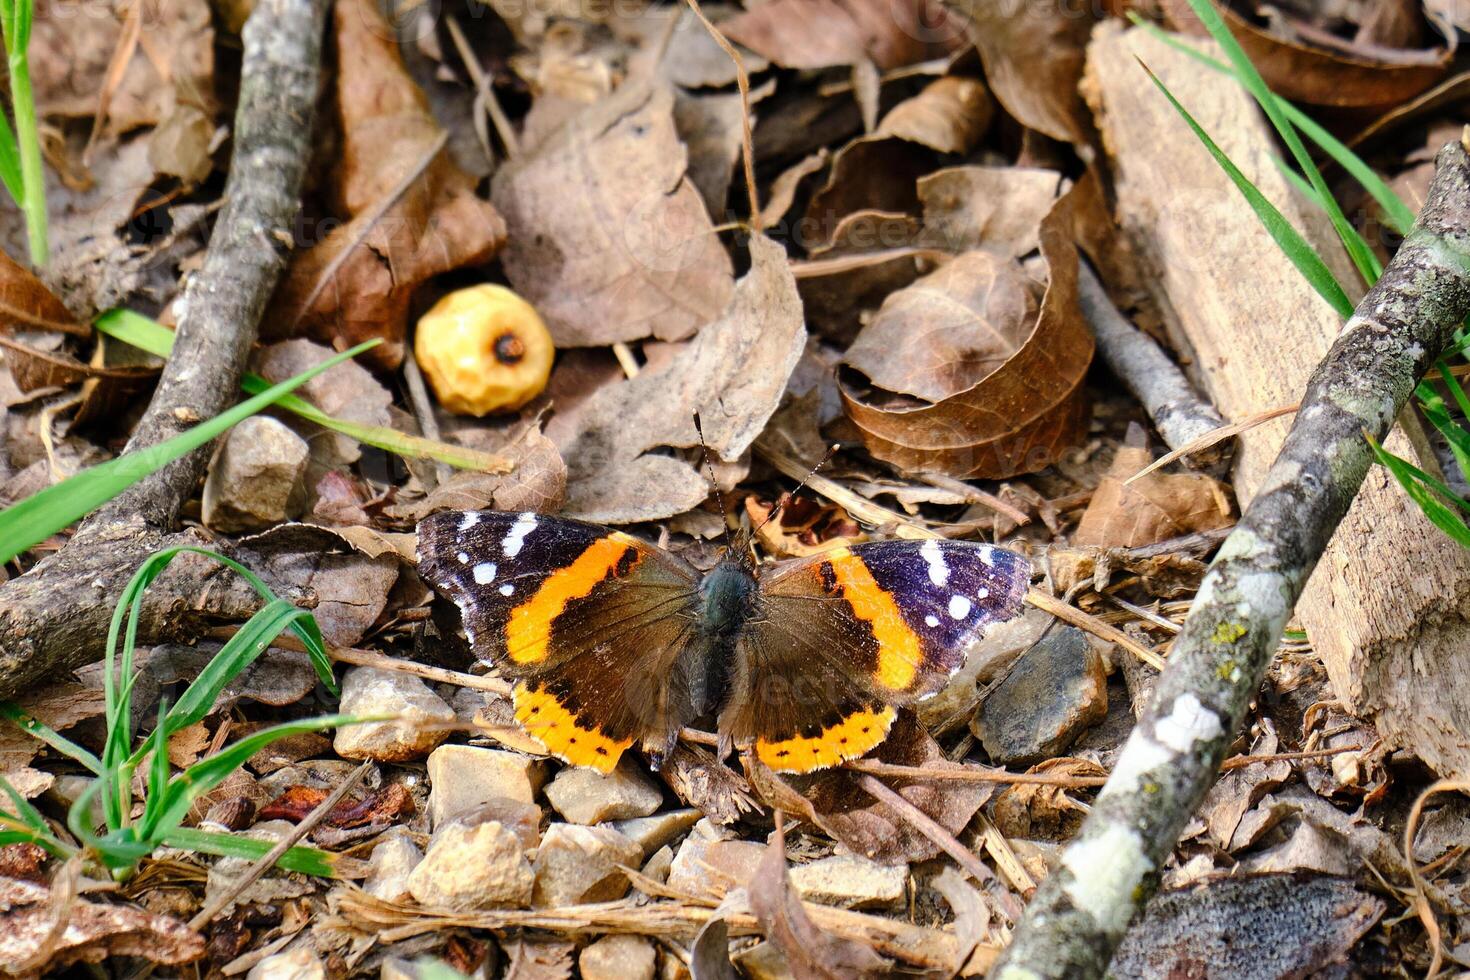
[722,0,964,70]
[1073,441,1234,549]
[839,183,1092,478]
[491,81,735,348]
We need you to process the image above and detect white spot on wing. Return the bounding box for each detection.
[457,552,470,564]
[925,614,940,628]
[975,585,989,599]
[948,595,971,620]
[473,562,497,585]
[920,538,949,586]
[459,513,480,532]
[499,583,514,596]
[502,512,538,558]
[976,545,996,567]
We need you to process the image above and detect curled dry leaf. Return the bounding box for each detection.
[795,211,925,342]
[990,757,1105,839]
[1161,0,1452,109]
[748,819,890,979]
[722,0,965,70]
[259,783,415,828]
[839,183,1092,478]
[1073,440,1234,549]
[745,494,867,558]
[919,166,1063,259]
[804,77,993,242]
[266,0,506,368]
[547,233,804,523]
[944,0,1098,143]
[491,81,734,348]
[0,876,205,978]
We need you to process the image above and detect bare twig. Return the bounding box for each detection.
[994,137,1470,979]
[0,0,330,698]
[682,0,759,226]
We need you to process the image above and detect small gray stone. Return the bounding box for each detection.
[611,808,701,858]
[667,819,764,896]
[543,757,663,824]
[334,667,456,762]
[246,947,325,980]
[972,626,1108,766]
[788,854,906,908]
[364,831,423,903]
[408,820,533,910]
[531,823,642,906]
[203,415,309,533]
[426,745,547,827]
[641,844,674,884]
[732,942,791,980]
[580,935,656,980]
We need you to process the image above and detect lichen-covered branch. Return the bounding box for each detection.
[1078,260,1228,467]
[0,0,328,699]
[994,136,1470,978]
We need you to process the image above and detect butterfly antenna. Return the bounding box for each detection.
[692,413,737,553]
[752,443,841,538]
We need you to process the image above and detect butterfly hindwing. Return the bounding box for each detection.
[728,539,1031,773]
[417,511,702,771]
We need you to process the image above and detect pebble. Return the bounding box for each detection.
[246,947,325,980]
[531,823,642,906]
[202,416,309,533]
[334,667,456,762]
[609,808,702,857]
[972,626,1108,766]
[407,820,533,910]
[732,942,790,980]
[426,745,547,827]
[579,935,657,980]
[641,844,674,884]
[543,757,663,824]
[789,854,907,908]
[667,820,764,896]
[364,830,423,903]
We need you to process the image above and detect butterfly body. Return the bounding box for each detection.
[417,510,1030,774]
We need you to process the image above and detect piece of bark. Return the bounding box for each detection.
[995,57,1470,980]
[1083,23,1470,781]
[0,0,328,698]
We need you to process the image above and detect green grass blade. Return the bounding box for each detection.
[154,599,313,744]
[1142,62,1353,318]
[0,772,54,837]
[0,109,24,206]
[142,715,364,840]
[0,340,381,564]
[162,827,343,877]
[1368,434,1470,547]
[94,309,510,474]
[1176,0,1375,283]
[0,703,103,774]
[1273,157,1383,278]
[1130,14,1417,236]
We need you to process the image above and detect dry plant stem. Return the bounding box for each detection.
[994,138,1470,979]
[1078,260,1228,467]
[0,0,328,699]
[190,761,370,931]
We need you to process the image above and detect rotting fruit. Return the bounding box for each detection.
[414,284,554,416]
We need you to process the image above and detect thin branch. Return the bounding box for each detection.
[994,135,1470,979]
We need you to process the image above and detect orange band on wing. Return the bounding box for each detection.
[824,547,922,691]
[755,705,897,773]
[505,532,640,665]
[513,683,631,773]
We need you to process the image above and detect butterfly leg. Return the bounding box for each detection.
[647,729,679,772]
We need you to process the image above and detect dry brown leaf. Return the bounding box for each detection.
[945,0,1098,143]
[674,81,776,222]
[266,0,506,368]
[1161,0,1452,109]
[877,75,994,153]
[991,757,1105,839]
[491,81,734,348]
[722,0,964,70]
[503,938,576,980]
[31,0,214,140]
[748,820,890,980]
[919,166,1064,258]
[839,180,1091,478]
[795,211,925,342]
[1073,440,1234,549]
[0,876,204,978]
[745,494,867,558]
[617,5,773,89]
[546,232,803,523]
[396,423,568,520]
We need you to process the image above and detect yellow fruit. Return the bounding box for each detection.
[414,285,554,416]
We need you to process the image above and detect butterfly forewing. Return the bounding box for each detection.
[417,510,702,771]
